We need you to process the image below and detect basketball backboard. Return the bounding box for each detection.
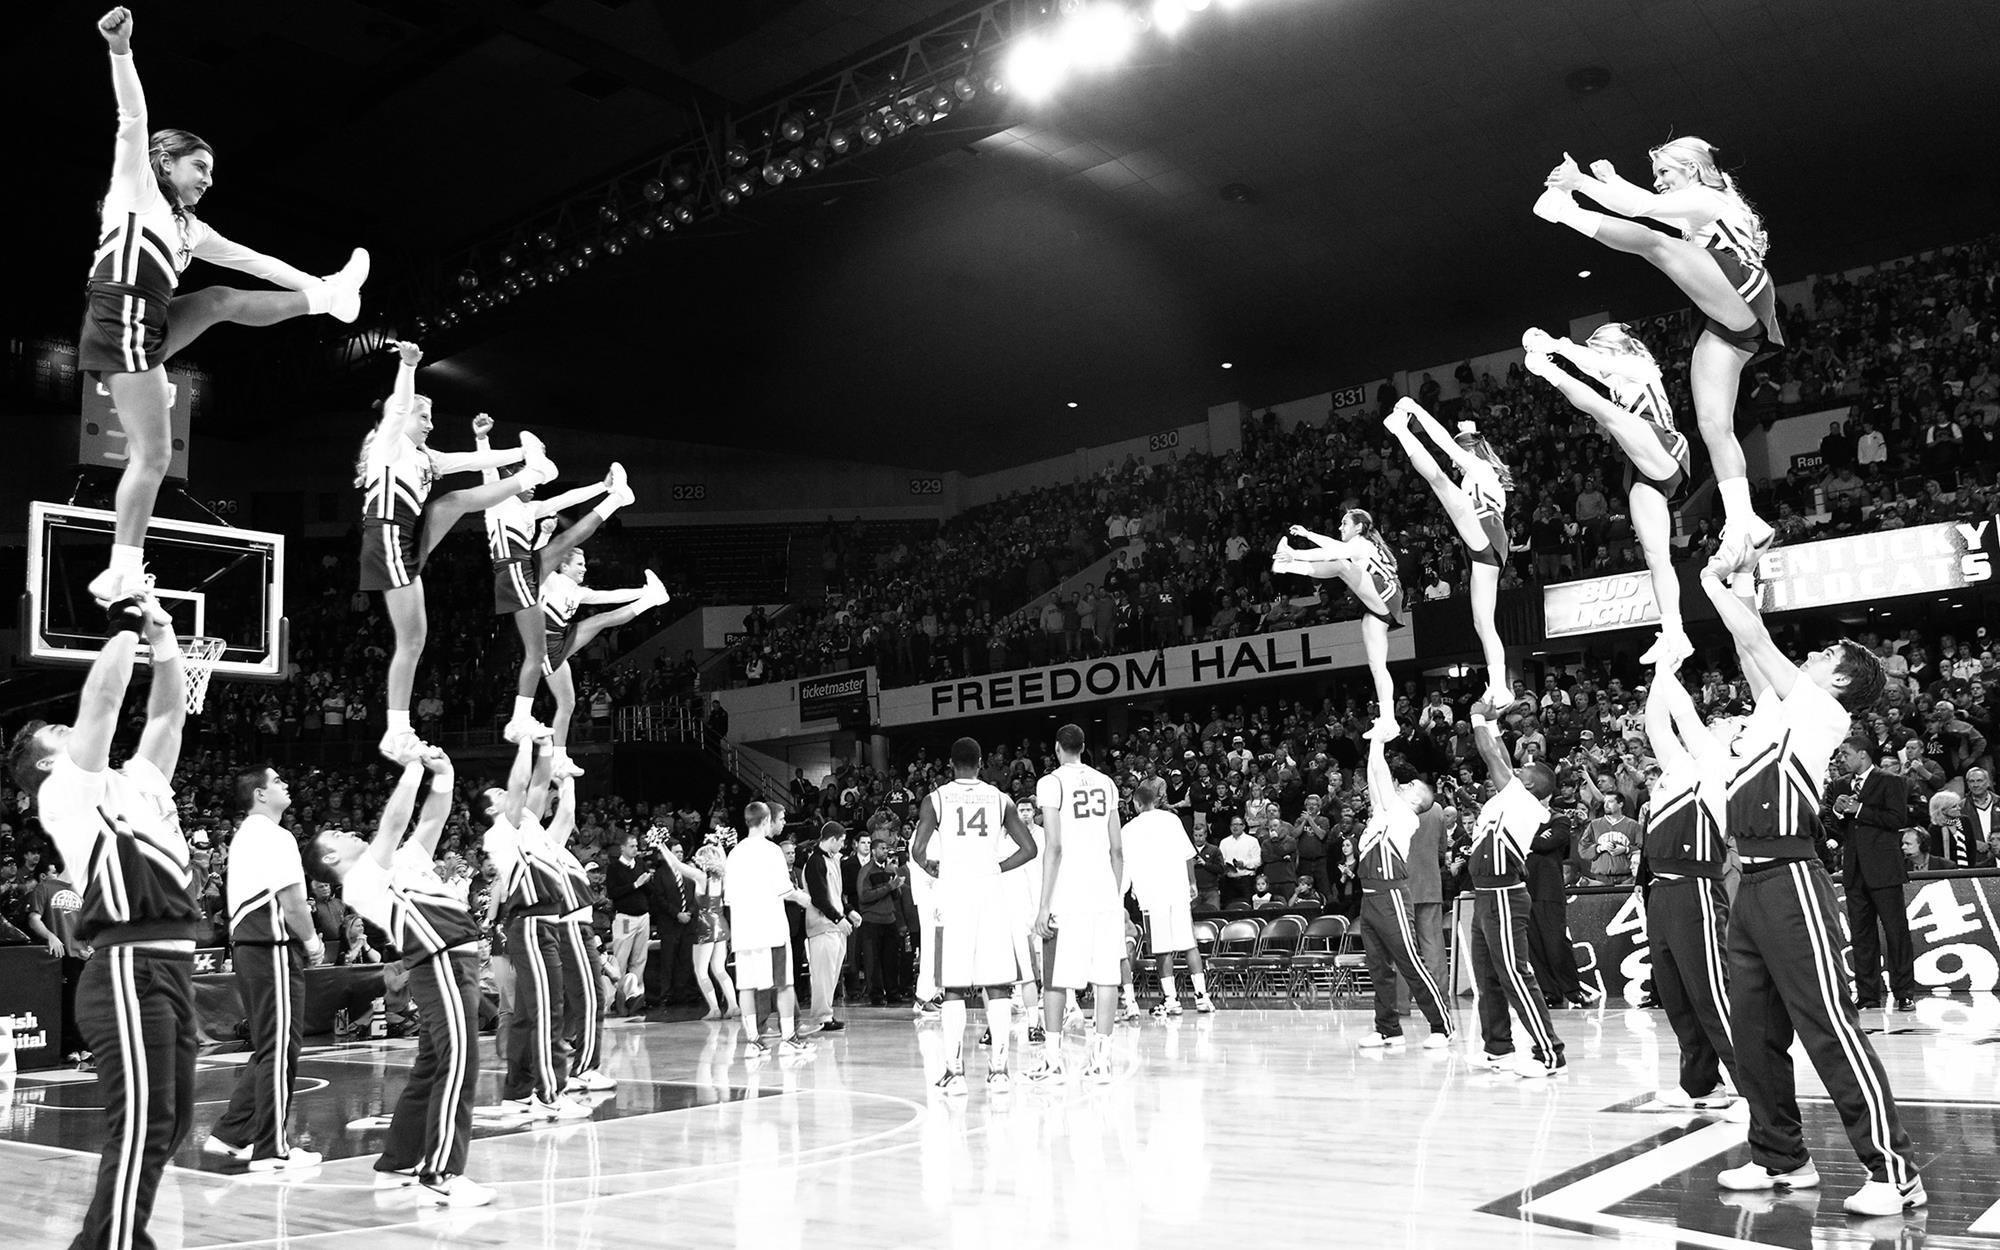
[23,501,286,681]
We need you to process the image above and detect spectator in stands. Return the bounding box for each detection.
[1219,816,1260,907]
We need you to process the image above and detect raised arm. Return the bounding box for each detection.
[381,342,423,426]
[99,10,152,208]
[1395,398,1487,478]
[1643,677,1696,777]
[369,761,429,868]
[522,741,556,822]
[1699,566,1799,699]
[65,628,139,773]
[473,416,499,486]
[1554,154,1725,226]
[1468,704,1516,789]
[430,443,528,475]
[499,736,535,825]
[1365,735,1398,817]
[408,750,456,857]
[134,595,186,779]
[543,774,577,844]
[1656,669,1726,767]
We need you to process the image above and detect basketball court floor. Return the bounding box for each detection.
[5,998,1996,1249]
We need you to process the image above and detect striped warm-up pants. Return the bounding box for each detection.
[378,948,481,1181]
[1646,875,1736,1097]
[211,941,304,1160]
[501,913,567,1102]
[1469,884,1563,1064]
[555,920,602,1076]
[1358,887,1453,1040]
[71,944,197,1250]
[1730,860,1918,1185]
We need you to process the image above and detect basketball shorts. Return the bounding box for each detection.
[78,280,170,377]
[1468,512,1510,568]
[733,941,793,992]
[1144,901,1197,955]
[1043,907,1127,990]
[493,558,539,615]
[936,876,1025,990]
[359,520,424,592]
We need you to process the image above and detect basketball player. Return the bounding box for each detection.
[726,802,816,1060]
[1353,736,1454,1050]
[358,342,557,762]
[1636,665,1741,1114]
[473,416,635,743]
[206,766,324,1170]
[480,734,590,1118]
[1537,141,1782,568]
[1522,325,1693,666]
[7,592,195,1249]
[309,748,493,1206]
[907,838,943,1016]
[1698,554,1924,1215]
[544,773,614,1092]
[82,8,370,607]
[1030,724,1126,1084]
[536,547,670,776]
[1385,398,1518,711]
[1272,516,1406,740]
[1121,778,1215,1017]
[909,738,1038,1094]
[1011,797,1050,1041]
[1465,699,1566,1077]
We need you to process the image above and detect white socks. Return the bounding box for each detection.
[513,696,534,721]
[110,543,144,580]
[387,709,411,733]
[1160,974,1178,1002]
[1718,477,1753,528]
[1191,972,1209,997]
[941,998,967,1069]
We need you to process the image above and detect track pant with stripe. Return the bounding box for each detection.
[1358,889,1453,1039]
[1469,885,1563,1063]
[211,942,304,1159]
[71,946,196,1250]
[1646,877,1736,1097]
[1730,861,1918,1185]
[379,948,480,1181]
[501,915,568,1102]
[555,921,602,1076]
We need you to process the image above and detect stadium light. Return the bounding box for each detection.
[1154,0,1190,37]
[1062,3,1139,69]
[1004,35,1069,101]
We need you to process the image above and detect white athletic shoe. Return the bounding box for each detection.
[1512,1054,1558,1079]
[501,717,549,745]
[1657,1085,1735,1110]
[1717,1161,1821,1192]
[1477,1051,1514,1071]
[986,1068,1013,1095]
[608,483,636,509]
[1639,627,1694,670]
[1193,995,1216,1014]
[1024,1057,1065,1085]
[1115,1003,1143,1024]
[321,248,371,324]
[571,1068,616,1092]
[520,450,559,489]
[1082,1057,1113,1084]
[86,567,137,608]
[638,570,671,610]
[417,1173,495,1208]
[552,750,586,779]
[934,1070,968,1097]
[540,1093,595,1120]
[378,729,427,765]
[1842,1179,1927,1216]
[374,1168,419,1190]
[1481,685,1518,717]
[743,1040,773,1062]
[1356,1033,1406,1050]
[1363,715,1400,742]
[1421,1034,1450,1050]
[202,1135,251,1162]
[248,1148,322,1173]
[1150,1001,1183,1018]
[604,462,627,493]
[1532,186,1576,223]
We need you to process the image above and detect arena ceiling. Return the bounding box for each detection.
[12,0,2000,472]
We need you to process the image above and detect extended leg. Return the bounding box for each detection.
[161,287,311,361]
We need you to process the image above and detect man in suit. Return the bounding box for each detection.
[1826,738,1914,1011]
[1525,792,1586,1008]
[645,831,698,1007]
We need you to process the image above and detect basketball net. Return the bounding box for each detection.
[182,636,227,715]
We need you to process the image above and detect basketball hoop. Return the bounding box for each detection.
[181,636,227,714]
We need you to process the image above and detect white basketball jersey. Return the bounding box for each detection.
[928,779,1009,881]
[1036,762,1118,912]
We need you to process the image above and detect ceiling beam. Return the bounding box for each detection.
[437,0,734,114]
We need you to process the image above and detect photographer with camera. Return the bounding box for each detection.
[605,830,657,1017]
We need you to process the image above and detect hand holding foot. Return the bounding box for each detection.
[1521,327,1557,354]
[1546,153,1584,191]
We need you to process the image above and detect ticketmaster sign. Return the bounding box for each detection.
[1544,518,2000,639]
[879,620,1415,725]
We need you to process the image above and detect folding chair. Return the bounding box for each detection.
[1292,914,1348,1005]
[1203,919,1263,1003]
[1246,914,1306,1000]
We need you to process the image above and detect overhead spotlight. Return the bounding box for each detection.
[598,203,621,225]
[1221,361,1233,369]
[671,202,695,225]
[536,230,558,251]
[762,161,787,186]
[605,237,626,257]
[883,110,908,137]
[720,185,742,208]
[929,89,953,115]
[642,179,667,203]
[503,278,521,295]
[780,155,804,179]
[456,268,479,290]
[440,310,457,327]
[633,220,655,241]
[779,113,806,143]
[952,75,977,101]
[1062,3,1138,70]
[1066,401,1079,409]
[519,270,538,289]
[413,316,431,334]
[801,148,825,173]
[858,120,884,146]
[1003,35,1069,102]
[649,211,670,232]
[725,145,750,169]
[499,248,520,269]
[668,167,692,193]
[829,128,854,155]
[1578,269,1592,278]
[494,289,511,305]
[983,73,1007,97]
[1153,0,1190,36]
[909,99,933,126]
[577,242,596,260]
[732,174,757,197]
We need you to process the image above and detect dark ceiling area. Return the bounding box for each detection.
[11,0,2000,473]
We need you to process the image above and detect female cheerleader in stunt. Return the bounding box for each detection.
[1522,324,1694,667]
[1382,397,1517,712]
[357,342,558,761]
[473,419,636,741]
[1535,138,1781,569]
[81,7,370,605]
[1272,513,1405,741]
[536,548,669,776]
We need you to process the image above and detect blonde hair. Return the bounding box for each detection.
[1929,790,1963,824]
[352,394,434,487]
[1584,322,1659,371]
[1453,422,1515,492]
[1648,135,1768,262]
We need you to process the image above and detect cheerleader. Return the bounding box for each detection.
[1535,139,1781,569]
[1522,324,1693,667]
[537,549,670,776]
[356,342,557,761]
[474,420,635,741]
[663,843,740,1020]
[82,8,370,607]
[1382,398,1515,712]
[1272,515,1405,741]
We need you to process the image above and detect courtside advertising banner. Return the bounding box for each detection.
[1543,516,2000,638]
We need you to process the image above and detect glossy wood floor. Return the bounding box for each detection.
[6,994,1998,1250]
